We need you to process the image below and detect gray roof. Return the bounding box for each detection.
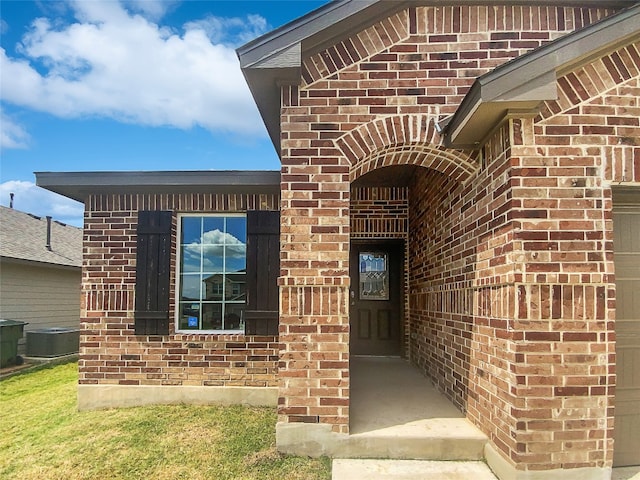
[237,0,638,155]
[35,170,281,203]
[0,206,82,268]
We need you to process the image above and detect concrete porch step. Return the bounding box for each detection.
[332,459,497,480]
[346,357,487,460]
[338,417,488,460]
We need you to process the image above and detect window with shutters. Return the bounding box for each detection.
[177,214,247,332]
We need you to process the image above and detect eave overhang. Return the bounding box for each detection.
[237,0,638,157]
[0,255,80,271]
[442,2,640,149]
[35,171,281,203]
[237,0,413,155]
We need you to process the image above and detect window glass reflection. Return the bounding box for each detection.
[202,218,225,244]
[226,217,247,243]
[177,215,247,332]
[225,245,246,273]
[179,302,201,330]
[180,275,201,301]
[225,274,246,301]
[203,274,225,300]
[202,245,224,273]
[202,303,222,330]
[180,245,201,272]
[181,217,202,244]
[224,304,245,330]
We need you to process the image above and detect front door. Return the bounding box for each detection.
[349,241,403,356]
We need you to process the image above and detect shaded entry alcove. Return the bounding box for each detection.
[349,162,476,428]
[350,165,416,358]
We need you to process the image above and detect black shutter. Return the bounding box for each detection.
[245,210,280,336]
[134,211,172,335]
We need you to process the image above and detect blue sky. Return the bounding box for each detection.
[0,0,328,226]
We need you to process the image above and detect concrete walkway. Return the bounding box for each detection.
[332,459,497,480]
[333,461,640,480]
[331,358,491,477]
[613,467,640,480]
[350,356,464,434]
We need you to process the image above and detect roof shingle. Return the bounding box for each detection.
[0,206,82,268]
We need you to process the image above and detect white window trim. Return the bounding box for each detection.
[175,213,246,334]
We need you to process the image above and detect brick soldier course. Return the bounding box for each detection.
[37,1,640,479]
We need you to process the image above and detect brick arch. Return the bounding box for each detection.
[353,143,478,184]
[334,114,479,183]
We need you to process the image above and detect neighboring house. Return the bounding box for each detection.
[0,206,82,353]
[36,1,640,479]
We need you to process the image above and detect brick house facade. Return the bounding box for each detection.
[36,172,283,409]
[37,1,640,479]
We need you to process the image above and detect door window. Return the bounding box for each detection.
[358,252,389,300]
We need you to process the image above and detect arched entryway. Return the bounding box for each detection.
[338,116,480,434]
[346,161,484,450]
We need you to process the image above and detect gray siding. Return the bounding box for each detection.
[0,261,80,353]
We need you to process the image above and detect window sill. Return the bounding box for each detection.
[175,330,245,335]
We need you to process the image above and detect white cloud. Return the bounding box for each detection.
[0,1,270,135]
[181,228,246,274]
[123,0,179,21]
[202,228,244,249]
[0,180,84,227]
[185,14,268,45]
[0,109,31,149]
[184,228,246,261]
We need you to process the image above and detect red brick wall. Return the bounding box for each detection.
[300,5,616,120]
[280,2,640,476]
[498,45,640,470]
[279,3,618,435]
[408,168,473,411]
[350,186,408,240]
[80,193,280,388]
[406,41,639,472]
[407,122,515,418]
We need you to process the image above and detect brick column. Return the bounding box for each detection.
[277,85,351,435]
[487,118,616,474]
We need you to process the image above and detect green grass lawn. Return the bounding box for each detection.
[0,362,331,480]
